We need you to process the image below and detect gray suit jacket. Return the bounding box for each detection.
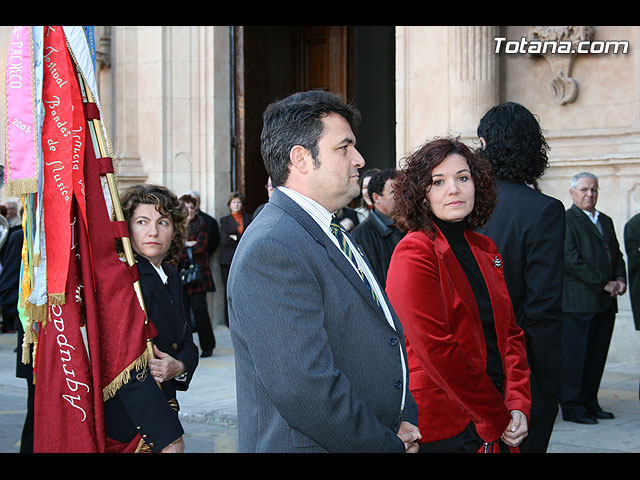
[228,189,418,452]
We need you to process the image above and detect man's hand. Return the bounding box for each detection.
[604,281,618,297]
[615,280,627,296]
[397,421,421,453]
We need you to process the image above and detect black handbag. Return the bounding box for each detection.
[180,248,203,287]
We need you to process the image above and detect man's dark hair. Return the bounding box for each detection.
[477,102,550,185]
[260,90,361,187]
[366,168,397,204]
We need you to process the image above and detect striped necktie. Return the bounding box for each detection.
[330,217,382,310]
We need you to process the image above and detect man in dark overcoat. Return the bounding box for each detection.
[560,172,627,424]
[476,102,565,452]
[624,213,640,331]
[351,168,404,289]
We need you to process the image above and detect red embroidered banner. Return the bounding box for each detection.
[41,26,84,304]
[78,93,157,453]
[33,211,98,453]
[30,25,156,453]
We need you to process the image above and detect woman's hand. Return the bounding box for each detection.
[149,345,186,383]
[501,410,528,447]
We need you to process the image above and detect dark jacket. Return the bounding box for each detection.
[563,204,627,313]
[0,228,23,315]
[477,180,565,417]
[219,213,253,265]
[179,215,215,295]
[351,209,405,289]
[104,256,199,452]
[624,213,640,330]
[198,210,220,257]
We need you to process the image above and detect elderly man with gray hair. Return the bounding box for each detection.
[560,172,627,425]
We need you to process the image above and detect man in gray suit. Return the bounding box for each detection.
[227,90,420,453]
[560,172,627,424]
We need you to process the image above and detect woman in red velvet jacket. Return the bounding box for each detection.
[386,138,531,453]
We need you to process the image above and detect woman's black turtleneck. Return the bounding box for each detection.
[433,217,505,392]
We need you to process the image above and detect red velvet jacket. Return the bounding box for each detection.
[386,225,531,444]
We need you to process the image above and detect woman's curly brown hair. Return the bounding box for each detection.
[394,137,496,237]
[120,184,189,266]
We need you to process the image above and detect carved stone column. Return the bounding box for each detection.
[448,26,500,137]
[110,26,147,190]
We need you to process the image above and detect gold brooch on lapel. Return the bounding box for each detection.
[493,256,502,269]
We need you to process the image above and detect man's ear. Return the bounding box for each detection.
[289,145,311,175]
[479,137,487,150]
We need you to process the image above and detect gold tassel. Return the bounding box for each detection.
[48,293,66,305]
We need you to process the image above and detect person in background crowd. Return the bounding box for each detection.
[0,204,22,334]
[333,205,360,232]
[185,190,220,259]
[387,137,530,453]
[623,212,640,401]
[351,168,404,289]
[560,172,626,424]
[624,212,640,331]
[107,184,199,453]
[354,168,380,223]
[476,102,565,452]
[179,194,217,357]
[4,201,21,228]
[253,177,275,219]
[219,192,252,327]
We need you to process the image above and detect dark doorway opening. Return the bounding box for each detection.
[232,26,396,213]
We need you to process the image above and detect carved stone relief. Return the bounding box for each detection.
[527,26,595,105]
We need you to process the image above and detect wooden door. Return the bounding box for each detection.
[297,26,350,100]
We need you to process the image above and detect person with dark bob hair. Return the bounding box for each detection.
[106,184,199,453]
[386,137,531,453]
[476,102,565,453]
[219,191,253,326]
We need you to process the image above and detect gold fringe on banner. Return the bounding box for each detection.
[48,293,65,305]
[4,179,39,198]
[102,341,155,402]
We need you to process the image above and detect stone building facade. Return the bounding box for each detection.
[1,26,638,362]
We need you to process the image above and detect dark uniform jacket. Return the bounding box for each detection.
[179,215,215,295]
[624,213,640,330]
[219,213,253,265]
[104,256,199,452]
[477,180,565,418]
[351,209,405,289]
[563,204,626,314]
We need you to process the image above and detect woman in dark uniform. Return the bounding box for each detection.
[104,184,199,453]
